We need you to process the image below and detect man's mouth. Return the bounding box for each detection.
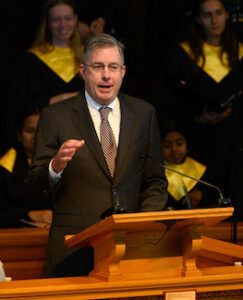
[98,84,112,89]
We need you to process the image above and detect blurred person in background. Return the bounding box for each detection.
[7,0,84,148]
[155,0,243,217]
[0,107,52,228]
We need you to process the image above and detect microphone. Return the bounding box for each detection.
[100,165,145,219]
[112,165,146,213]
[111,154,155,215]
[160,164,232,208]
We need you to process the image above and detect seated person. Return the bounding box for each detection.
[161,124,218,210]
[0,107,52,228]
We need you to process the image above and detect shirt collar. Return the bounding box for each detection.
[85,90,119,116]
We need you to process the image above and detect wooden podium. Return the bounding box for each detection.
[2,208,243,299]
[65,207,243,282]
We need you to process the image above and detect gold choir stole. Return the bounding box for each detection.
[164,157,206,201]
[180,41,243,83]
[29,45,82,83]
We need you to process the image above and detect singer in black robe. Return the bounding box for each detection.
[164,158,219,210]
[0,144,52,228]
[6,0,84,149]
[161,125,218,210]
[154,0,243,219]
[155,42,243,214]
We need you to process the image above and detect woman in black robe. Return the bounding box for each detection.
[7,0,84,148]
[155,0,243,218]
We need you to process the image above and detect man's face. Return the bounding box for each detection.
[80,46,126,106]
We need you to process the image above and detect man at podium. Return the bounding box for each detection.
[29,33,168,277]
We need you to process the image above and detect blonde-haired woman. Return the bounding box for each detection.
[9,0,84,146]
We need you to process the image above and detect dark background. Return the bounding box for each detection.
[1,0,243,154]
[2,0,243,98]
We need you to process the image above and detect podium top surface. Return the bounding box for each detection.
[66,207,234,248]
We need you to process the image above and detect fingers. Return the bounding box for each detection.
[61,139,85,151]
[52,139,85,173]
[60,139,84,159]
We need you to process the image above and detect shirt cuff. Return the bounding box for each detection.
[49,159,63,184]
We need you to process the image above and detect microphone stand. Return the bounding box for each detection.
[182,185,192,209]
[100,166,145,219]
[161,164,230,207]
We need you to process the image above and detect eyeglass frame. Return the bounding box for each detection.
[84,63,124,73]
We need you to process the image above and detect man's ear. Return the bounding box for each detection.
[121,65,126,79]
[80,64,86,79]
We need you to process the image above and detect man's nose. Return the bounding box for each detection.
[101,66,111,79]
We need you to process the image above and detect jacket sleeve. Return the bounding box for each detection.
[138,106,168,211]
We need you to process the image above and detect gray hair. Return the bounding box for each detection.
[82,33,125,66]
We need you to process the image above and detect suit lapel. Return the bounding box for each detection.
[70,92,135,181]
[115,94,135,179]
[71,93,111,178]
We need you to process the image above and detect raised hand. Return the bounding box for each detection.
[52,139,85,173]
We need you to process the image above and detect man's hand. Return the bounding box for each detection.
[52,139,85,173]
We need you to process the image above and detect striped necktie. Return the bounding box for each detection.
[99,107,117,177]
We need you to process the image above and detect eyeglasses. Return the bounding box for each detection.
[85,63,123,73]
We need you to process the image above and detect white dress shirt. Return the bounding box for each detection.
[85,90,120,144]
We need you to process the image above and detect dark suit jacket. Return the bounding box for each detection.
[29,91,168,277]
